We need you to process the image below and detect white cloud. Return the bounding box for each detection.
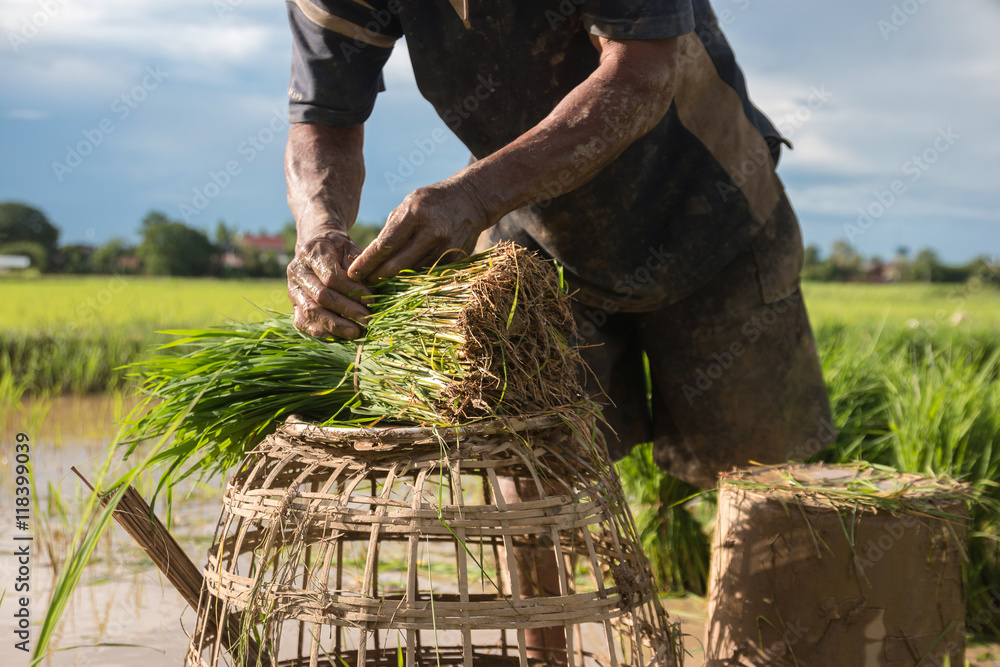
[2,0,998,259]
[1,0,287,100]
[6,108,50,120]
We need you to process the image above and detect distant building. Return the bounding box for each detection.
[116,255,141,271]
[240,233,290,265]
[220,243,244,270]
[0,255,31,272]
[56,243,96,273]
[865,259,898,283]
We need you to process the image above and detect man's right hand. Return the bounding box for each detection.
[287,226,372,340]
[285,123,369,339]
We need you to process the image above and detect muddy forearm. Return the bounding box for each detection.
[285,122,366,242]
[461,38,678,220]
[346,38,678,284]
[285,123,372,340]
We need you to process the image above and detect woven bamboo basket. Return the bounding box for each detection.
[185,412,680,667]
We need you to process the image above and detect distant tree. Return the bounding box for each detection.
[909,248,971,283]
[911,248,940,282]
[801,244,833,281]
[137,211,214,276]
[281,221,297,256]
[92,238,136,274]
[890,246,914,281]
[238,245,284,278]
[0,202,60,268]
[828,240,863,281]
[280,219,382,255]
[215,219,239,247]
[959,256,999,288]
[56,244,95,273]
[971,257,1000,288]
[0,241,48,271]
[803,244,822,268]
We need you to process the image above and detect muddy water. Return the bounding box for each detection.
[0,395,714,666]
[3,396,997,666]
[1,395,223,666]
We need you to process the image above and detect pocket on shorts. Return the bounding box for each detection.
[751,190,804,304]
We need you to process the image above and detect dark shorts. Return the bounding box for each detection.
[570,194,834,488]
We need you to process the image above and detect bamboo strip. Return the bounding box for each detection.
[71,469,271,667]
[186,413,677,667]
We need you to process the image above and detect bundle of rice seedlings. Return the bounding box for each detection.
[121,242,585,488]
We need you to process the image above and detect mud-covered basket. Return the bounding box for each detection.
[185,412,680,667]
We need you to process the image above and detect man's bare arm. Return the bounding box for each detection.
[349,36,679,281]
[285,122,372,339]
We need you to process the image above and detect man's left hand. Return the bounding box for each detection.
[348,177,492,282]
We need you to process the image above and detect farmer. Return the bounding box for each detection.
[285,3,832,492]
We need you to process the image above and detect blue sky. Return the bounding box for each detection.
[1,0,998,262]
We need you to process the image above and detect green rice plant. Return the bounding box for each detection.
[0,276,288,395]
[0,326,153,394]
[31,356,235,664]
[121,244,583,491]
[4,275,996,397]
[0,275,288,331]
[616,442,712,596]
[815,327,1000,636]
[801,281,1000,329]
[618,320,1000,638]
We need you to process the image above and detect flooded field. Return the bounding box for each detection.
[2,395,711,666]
[0,395,221,666]
[2,395,998,666]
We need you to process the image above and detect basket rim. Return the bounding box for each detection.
[719,462,972,508]
[279,412,567,443]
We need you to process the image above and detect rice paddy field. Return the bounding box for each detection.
[1,274,1000,665]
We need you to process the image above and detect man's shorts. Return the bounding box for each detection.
[572,194,834,488]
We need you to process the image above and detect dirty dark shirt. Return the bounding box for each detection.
[286,0,791,311]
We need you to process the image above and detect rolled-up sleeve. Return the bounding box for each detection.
[286,0,403,126]
[582,0,695,40]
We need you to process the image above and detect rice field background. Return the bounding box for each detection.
[1,275,1000,665]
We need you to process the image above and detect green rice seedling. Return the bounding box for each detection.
[618,319,1000,639]
[32,364,228,664]
[616,442,712,595]
[120,243,584,491]
[1,277,288,395]
[817,332,1000,636]
[0,326,154,394]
